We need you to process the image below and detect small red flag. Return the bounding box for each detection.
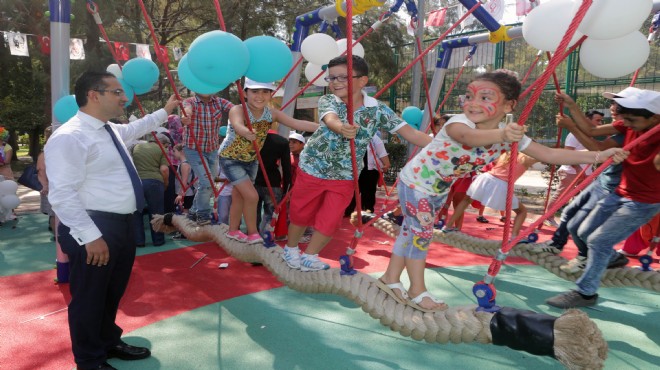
[38,35,50,55]
[114,42,129,61]
[427,8,447,27]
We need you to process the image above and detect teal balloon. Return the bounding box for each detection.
[54,95,79,123]
[402,106,423,129]
[122,58,159,92]
[244,36,293,83]
[188,31,249,86]
[178,54,227,94]
[117,78,134,107]
[219,126,227,137]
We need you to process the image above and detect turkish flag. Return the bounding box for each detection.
[427,8,447,27]
[114,42,129,61]
[156,44,170,64]
[38,35,50,55]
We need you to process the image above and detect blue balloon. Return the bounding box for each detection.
[244,36,293,83]
[122,58,159,92]
[117,78,134,107]
[402,106,423,129]
[178,54,227,94]
[187,31,249,86]
[54,95,79,123]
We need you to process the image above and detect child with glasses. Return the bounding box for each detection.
[282,55,433,272]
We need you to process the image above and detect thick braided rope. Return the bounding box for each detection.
[151,214,607,369]
[368,217,660,292]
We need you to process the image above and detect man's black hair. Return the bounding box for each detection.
[585,109,604,119]
[74,71,117,107]
[616,104,655,119]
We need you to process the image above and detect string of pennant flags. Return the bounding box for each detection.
[1,30,185,61]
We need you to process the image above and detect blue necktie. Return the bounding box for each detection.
[103,124,145,211]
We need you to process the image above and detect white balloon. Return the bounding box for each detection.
[0,180,18,195]
[301,33,340,66]
[0,194,20,209]
[304,63,329,87]
[522,0,584,52]
[580,31,650,78]
[106,64,123,79]
[336,38,365,58]
[577,0,652,40]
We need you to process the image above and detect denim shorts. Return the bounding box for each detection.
[219,157,258,185]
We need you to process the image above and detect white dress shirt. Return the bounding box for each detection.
[45,109,167,245]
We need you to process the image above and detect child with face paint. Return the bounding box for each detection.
[379,70,628,312]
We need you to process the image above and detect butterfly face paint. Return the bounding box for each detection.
[463,80,510,125]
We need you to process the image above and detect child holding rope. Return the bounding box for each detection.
[282,55,433,272]
[444,152,539,241]
[219,79,318,244]
[379,70,627,312]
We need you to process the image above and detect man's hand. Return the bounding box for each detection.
[164,94,182,115]
[181,116,191,126]
[340,124,358,139]
[85,238,110,266]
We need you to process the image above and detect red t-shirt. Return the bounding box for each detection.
[613,120,660,203]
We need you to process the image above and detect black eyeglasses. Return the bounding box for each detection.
[93,89,126,97]
[323,75,364,83]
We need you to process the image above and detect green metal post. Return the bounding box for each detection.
[494,41,505,69]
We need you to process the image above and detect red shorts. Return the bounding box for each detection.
[289,170,354,236]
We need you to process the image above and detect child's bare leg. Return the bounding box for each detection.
[305,231,332,255]
[452,193,467,229]
[233,181,259,235]
[228,187,244,232]
[446,196,471,228]
[287,223,306,247]
[511,204,527,239]
[406,258,445,310]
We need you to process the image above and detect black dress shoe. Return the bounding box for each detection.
[80,361,117,370]
[107,341,151,361]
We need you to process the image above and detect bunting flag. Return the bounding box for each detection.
[37,35,50,55]
[69,38,85,60]
[136,44,152,60]
[484,0,505,22]
[516,0,540,16]
[427,8,447,27]
[8,32,29,57]
[172,47,184,61]
[156,44,169,64]
[114,42,130,60]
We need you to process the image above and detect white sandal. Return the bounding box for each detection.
[408,291,448,312]
[375,278,409,305]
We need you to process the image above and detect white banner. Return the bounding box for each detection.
[136,44,152,60]
[69,38,85,60]
[8,32,29,57]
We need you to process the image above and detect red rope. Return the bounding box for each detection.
[86,1,190,194]
[414,35,436,134]
[211,0,226,31]
[271,56,304,98]
[520,50,541,85]
[499,0,593,252]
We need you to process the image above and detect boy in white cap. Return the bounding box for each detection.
[546,89,660,308]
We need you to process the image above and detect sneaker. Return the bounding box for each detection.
[560,256,587,273]
[476,216,489,223]
[382,212,404,226]
[615,249,638,257]
[226,230,248,242]
[440,226,458,233]
[543,219,559,228]
[300,253,330,272]
[171,232,187,240]
[246,233,264,245]
[282,246,301,269]
[607,253,629,269]
[196,217,211,227]
[186,212,197,222]
[546,290,598,309]
[529,240,563,254]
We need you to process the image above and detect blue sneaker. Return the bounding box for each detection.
[300,253,330,272]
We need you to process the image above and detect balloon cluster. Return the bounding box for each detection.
[301,34,365,87]
[178,31,293,93]
[0,178,20,223]
[522,0,652,78]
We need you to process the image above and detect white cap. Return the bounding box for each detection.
[244,78,276,91]
[289,132,305,144]
[613,89,660,115]
[602,87,642,99]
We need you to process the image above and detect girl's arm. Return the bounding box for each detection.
[521,141,629,165]
[395,124,432,147]
[272,109,319,133]
[446,122,524,147]
[228,105,256,141]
